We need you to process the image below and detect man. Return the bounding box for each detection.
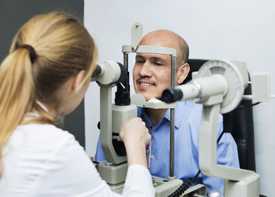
[95,30,239,195]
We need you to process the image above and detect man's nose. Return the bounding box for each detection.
[139,61,152,76]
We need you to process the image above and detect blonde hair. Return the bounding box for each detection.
[0,12,97,173]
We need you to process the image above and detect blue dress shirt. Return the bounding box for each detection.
[95,101,239,195]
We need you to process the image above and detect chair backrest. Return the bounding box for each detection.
[187,59,256,171]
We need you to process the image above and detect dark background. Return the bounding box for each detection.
[0,0,86,147]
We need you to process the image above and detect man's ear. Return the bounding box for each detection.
[176,63,190,84]
[71,70,86,93]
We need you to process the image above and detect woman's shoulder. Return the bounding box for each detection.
[7,123,75,153]
[1,124,90,196]
[20,123,72,138]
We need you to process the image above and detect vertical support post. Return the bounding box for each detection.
[169,55,177,177]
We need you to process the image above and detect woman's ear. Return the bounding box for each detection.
[176,63,190,84]
[71,70,86,93]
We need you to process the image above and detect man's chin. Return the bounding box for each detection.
[134,89,160,100]
[139,93,158,101]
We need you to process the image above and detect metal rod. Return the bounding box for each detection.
[169,55,177,177]
[169,108,175,177]
[123,52,128,70]
[171,55,176,88]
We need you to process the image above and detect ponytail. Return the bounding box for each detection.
[0,48,34,155]
[0,11,97,176]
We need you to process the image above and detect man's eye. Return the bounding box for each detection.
[135,56,144,64]
[135,58,145,64]
[153,61,163,66]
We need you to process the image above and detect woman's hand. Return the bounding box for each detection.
[120,118,151,167]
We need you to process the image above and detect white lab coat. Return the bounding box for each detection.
[0,123,154,197]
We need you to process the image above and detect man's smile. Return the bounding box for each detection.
[136,78,156,90]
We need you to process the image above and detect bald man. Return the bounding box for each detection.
[96,30,239,196]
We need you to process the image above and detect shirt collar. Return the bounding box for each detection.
[138,107,154,129]
[138,101,194,130]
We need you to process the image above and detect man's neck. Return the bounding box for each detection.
[145,108,167,126]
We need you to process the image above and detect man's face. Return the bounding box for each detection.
[133,32,183,100]
[133,52,172,100]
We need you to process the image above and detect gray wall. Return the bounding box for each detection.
[0,0,86,147]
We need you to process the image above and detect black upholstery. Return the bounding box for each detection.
[187,59,256,171]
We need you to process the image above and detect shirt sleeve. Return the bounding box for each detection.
[35,133,154,197]
[124,165,155,197]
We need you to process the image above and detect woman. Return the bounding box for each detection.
[0,12,154,196]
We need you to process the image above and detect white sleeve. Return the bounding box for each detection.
[123,165,155,197]
[36,133,154,197]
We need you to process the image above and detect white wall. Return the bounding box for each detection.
[84,0,275,195]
